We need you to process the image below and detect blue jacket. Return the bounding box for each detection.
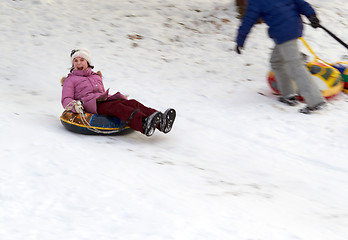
[236,0,316,46]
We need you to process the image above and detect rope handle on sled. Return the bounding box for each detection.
[64,101,138,134]
[80,113,122,135]
[299,37,333,66]
[64,101,115,134]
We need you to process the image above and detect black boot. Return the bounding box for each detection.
[160,108,176,134]
[299,102,326,114]
[278,94,299,106]
[143,112,162,136]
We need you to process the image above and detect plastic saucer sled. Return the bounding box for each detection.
[267,61,344,99]
[60,110,133,135]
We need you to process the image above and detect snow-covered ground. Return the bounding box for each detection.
[1,0,348,239]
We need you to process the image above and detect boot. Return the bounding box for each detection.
[160,108,176,134]
[299,102,326,114]
[278,94,299,106]
[143,112,162,136]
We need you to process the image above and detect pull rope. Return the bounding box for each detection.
[79,108,139,135]
[64,100,78,112]
[299,37,333,66]
[64,100,137,135]
[80,113,123,135]
[65,100,114,134]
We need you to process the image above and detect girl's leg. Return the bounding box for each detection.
[123,99,158,116]
[97,100,148,133]
[97,99,160,133]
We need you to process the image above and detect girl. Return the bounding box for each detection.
[61,49,176,136]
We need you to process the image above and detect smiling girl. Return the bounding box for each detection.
[61,49,176,136]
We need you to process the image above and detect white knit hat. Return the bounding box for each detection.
[70,48,93,67]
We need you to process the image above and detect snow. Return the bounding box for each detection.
[1,0,348,239]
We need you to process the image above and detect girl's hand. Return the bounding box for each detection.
[75,101,84,114]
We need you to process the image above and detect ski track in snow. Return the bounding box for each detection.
[1,0,348,239]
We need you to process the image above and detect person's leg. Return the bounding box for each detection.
[270,44,298,98]
[97,100,147,133]
[124,99,157,116]
[278,39,325,108]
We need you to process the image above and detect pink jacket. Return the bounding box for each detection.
[61,68,126,114]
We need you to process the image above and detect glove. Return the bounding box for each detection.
[309,15,320,28]
[74,100,84,114]
[236,45,243,54]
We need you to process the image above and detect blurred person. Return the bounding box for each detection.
[235,0,326,114]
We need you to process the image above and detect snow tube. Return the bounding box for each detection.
[267,61,344,99]
[60,111,132,135]
[332,61,348,93]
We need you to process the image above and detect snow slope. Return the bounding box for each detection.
[1,0,348,239]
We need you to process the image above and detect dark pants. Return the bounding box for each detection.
[97,99,157,133]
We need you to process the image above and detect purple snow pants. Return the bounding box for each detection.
[97,99,157,133]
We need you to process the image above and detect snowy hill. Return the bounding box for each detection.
[1,0,348,239]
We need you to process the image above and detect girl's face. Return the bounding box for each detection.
[73,57,88,71]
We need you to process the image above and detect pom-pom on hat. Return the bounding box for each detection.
[70,48,93,67]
